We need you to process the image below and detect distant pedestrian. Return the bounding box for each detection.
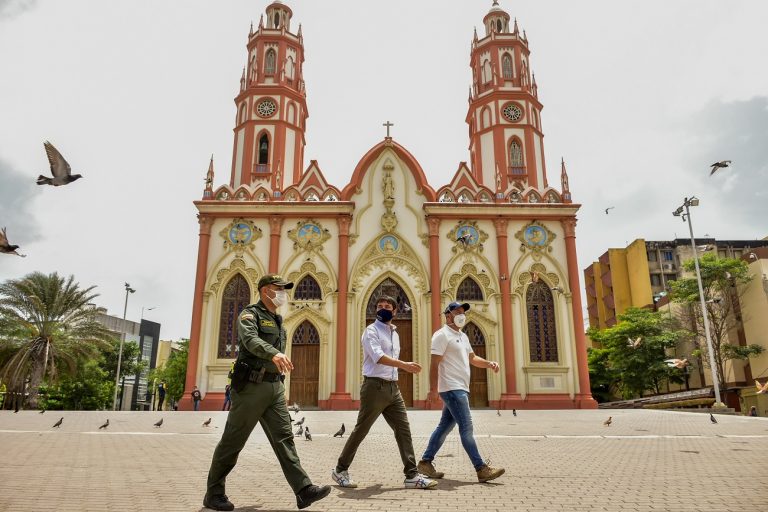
[157,382,166,411]
[222,384,231,411]
[192,386,202,411]
[749,405,758,417]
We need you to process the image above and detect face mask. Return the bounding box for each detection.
[376,308,394,323]
[270,289,288,307]
[453,313,467,328]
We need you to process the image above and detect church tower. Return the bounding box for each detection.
[467,1,547,193]
[230,1,308,192]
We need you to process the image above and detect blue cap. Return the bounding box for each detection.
[444,301,470,314]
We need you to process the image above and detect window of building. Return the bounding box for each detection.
[258,134,269,164]
[733,250,742,258]
[664,274,677,283]
[509,139,524,166]
[218,274,251,358]
[647,250,657,262]
[292,320,320,345]
[526,282,558,362]
[651,274,661,286]
[293,275,322,301]
[457,277,484,302]
[663,251,674,261]
[718,250,727,259]
[502,53,513,79]
[482,60,492,83]
[265,49,276,75]
[273,12,280,29]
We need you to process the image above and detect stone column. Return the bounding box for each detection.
[268,216,283,274]
[425,216,443,409]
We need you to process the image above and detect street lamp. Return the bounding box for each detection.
[112,282,136,411]
[673,196,725,408]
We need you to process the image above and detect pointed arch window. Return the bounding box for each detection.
[258,134,269,164]
[292,320,320,345]
[482,60,492,84]
[218,274,251,358]
[464,322,485,347]
[496,19,503,33]
[285,56,295,81]
[457,277,484,302]
[502,53,513,79]
[294,275,322,301]
[273,12,280,29]
[509,139,524,167]
[526,281,558,362]
[265,49,276,75]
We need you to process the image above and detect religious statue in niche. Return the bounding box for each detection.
[383,171,394,199]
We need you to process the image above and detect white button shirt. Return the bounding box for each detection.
[361,319,400,381]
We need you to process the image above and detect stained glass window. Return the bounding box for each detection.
[502,53,513,79]
[526,281,558,362]
[457,277,484,302]
[509,140,523,165]
[294,275,322,301]
[366,278,412,319]
[218,274,251,358]
[464,322,485,347]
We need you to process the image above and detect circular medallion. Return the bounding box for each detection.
[229,223,253,245]
[256,98,277,118]
[378,235,399,253]
[456,225,480,245]
[502,103,523,122]
[298,223,322,243]
[524,225,547,246]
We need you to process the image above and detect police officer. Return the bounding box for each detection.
[204,274,331,511]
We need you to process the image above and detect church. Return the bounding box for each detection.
[181,0,597,411]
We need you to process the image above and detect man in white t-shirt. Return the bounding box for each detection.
[418,302,506,483]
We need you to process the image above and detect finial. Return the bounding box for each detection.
[473,26,478,41]
[298,23,302,36]
[468,86,473,102]
[249,21,253,36]
[513,18,519,35]
[258,14,264,29]
[523,29,528,42]
[492,0,499,5]
[560,158,570,195]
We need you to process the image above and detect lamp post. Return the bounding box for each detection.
[673,197,724,408]
[112,283,136,411]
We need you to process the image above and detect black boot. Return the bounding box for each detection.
[203,493,234,511]
[296,484,331,510]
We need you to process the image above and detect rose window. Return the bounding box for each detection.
[256,99,277,118]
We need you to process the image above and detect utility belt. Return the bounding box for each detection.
[229,360,284,392]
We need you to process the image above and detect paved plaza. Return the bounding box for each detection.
[1,409,767,512]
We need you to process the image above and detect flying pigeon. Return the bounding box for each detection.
[52,417,63,428]
[153,418,163,428]
[202,417,212,427]
[709,413,718,424]
[604,207,615,215]
[294,416,305,427]
[37,141,82,186]
[333,423,345,438]
[289,403,300,414]
[709,160,732,176]
[755,380,768,394]
[304,427,312,441]
[665,358,689,369]
[294,425,304,437]
[0,228,26,257]
[457,232,473,245]
[603,416,612,426]
[98,419,109,430]
[627,337,642,349]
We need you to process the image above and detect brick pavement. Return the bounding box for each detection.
[1,409,767,512]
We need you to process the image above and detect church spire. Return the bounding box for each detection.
[203,155,215,199]
[561,158,572,203]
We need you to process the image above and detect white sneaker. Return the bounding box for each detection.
[331,469,358,488]
[404,473,438,489]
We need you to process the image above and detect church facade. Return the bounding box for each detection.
[181,1,597,411]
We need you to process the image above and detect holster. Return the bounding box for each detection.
[229,361,252,392]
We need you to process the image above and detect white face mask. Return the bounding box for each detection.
[453,313,467,328]
[270,289,288,307]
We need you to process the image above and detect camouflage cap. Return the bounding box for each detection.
[258,274,294,290]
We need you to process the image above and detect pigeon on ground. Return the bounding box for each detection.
[294,416,305,427]
[512,409,517,417]
[603,416,612,426]
[153,418,163,428]
[294,425,304,437]
[627,337,642,348]
[710,413,718,424]
[604,207,615,215]
[665,358,689,369]
[496,410,501,417]
[304,427,312,441]
[98,419,109,430]
[202,417,212,427]
[0,228,26,257]
[52,417,63,428]
[39,409,45,414]
[755,380,768,394]
[709,160,732,176]
[37,141,82,186]
[333,423,345,438]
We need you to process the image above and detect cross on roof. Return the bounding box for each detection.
[383,120,394,138]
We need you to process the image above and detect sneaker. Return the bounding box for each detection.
[404,473,438,489]
[296,484,332,510]
[203,493,234,511]
[476,464,505,483]
[417,460,445,479]
[331,468,359,488]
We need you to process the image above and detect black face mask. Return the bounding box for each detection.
[376,309,394,323]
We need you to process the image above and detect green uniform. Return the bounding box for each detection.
[206,300,312,496]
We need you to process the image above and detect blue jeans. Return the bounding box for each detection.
[422,390,484,469]
[194,400,200,411]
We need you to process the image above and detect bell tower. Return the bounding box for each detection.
[230,1,308,192]
[467,1,547,192]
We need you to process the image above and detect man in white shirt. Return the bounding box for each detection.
[418,301,505,483]
[332,295,437,490]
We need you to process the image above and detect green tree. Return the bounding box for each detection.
[587,307,687,399]
[670,253,764,390]
[101,338,145,384]
[148,339,188,405]
[39,360,114,410]
[0,272,114,408]
[587,346,617,402]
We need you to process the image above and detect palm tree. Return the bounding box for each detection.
[0,272,114,409]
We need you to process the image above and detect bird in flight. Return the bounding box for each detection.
[153,418,163,428]
[627,337,642,349]
[202,417,212,427]
[98,419,110,430]
[709,413,718,424]
[289,402,300,414]
[603,416,612,426]
[604,207,615,215]
[37,141,83,186]
[52,417,63,428]
[333,423,345,438]
[709,160,732,176]
[0,228,26,257]
[665,358,689,369]
[755,380,768,394]
[457,232,473,245]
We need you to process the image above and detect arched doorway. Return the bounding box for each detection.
[366,278,414,407]
[289,320,320,407]
[465,322,489,408]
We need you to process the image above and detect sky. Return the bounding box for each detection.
[1,0,767,340]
